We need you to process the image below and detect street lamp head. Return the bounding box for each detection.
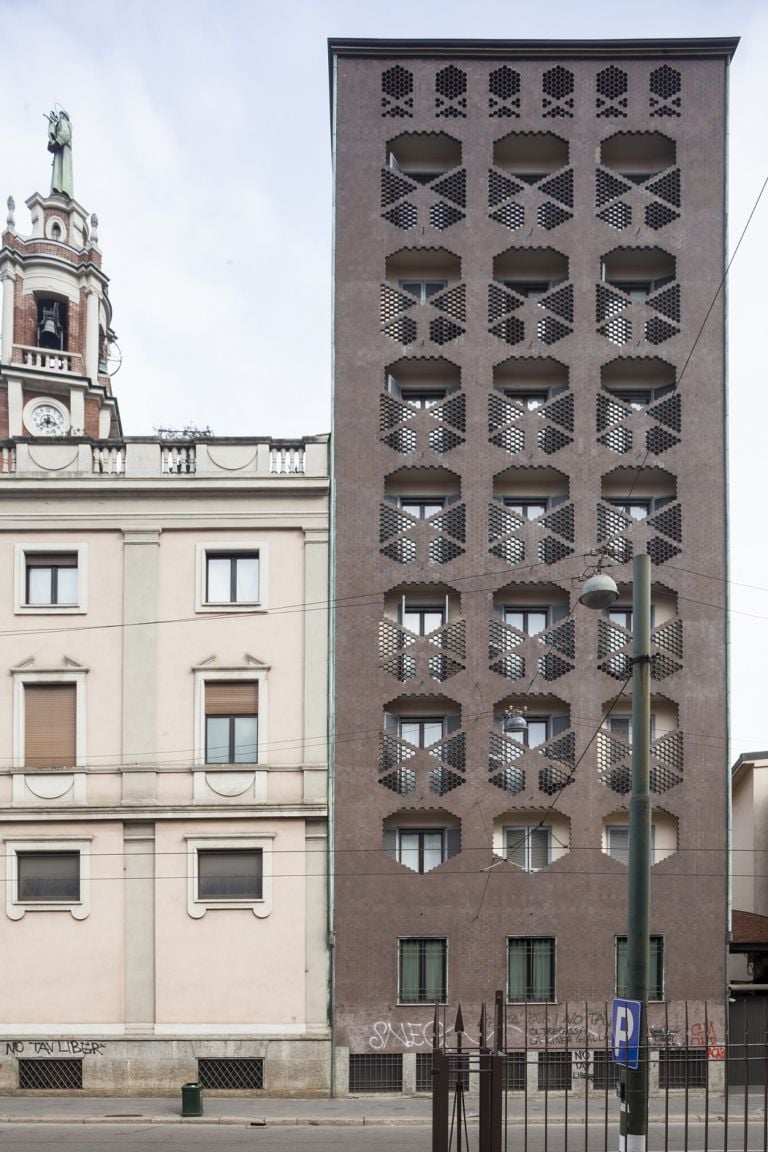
[503,708,528,734]
[579,571,619,611]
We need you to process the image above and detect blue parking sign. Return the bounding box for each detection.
[611,998,641,1069]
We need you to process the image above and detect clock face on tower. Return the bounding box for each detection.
[22,398,70,437]
[31,404,65,434]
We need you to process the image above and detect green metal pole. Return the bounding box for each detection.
[626,552,652,1151]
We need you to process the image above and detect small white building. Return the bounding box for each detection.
[0,164,330,1094]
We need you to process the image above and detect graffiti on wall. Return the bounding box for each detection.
[5,1040,106,1056]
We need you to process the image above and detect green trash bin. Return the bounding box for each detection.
[181,1081,203,1117]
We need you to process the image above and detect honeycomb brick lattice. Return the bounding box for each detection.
[538,202,572,231]
[544,617,575,659]
[599,317,632,346]
[380,284,416,326]
[647,391,680,432]
[198,1059,264,1091]
[384,202,419,230]
[596,66,628,118]
[432,284,467,323]
[382,66,415,118]
[539,536,574,565]
[596,285,630,323]
[650,65,682,118]
[379,767,417,795]
[488,619,525,679]
[436,65,468,119]
[431,500,466,541]
[488,170,525,208]
[596,170,633,208]
[435,393,466,432]
[379,733,416,775]
[537,316,572,345]
[539,651,573,681]
[646,426,680,454]
[489,284,524,324]
[598,425,633,454]
[488,732,526,793]
[490,423,526,456]
[490,201,526,231]
[597,202,632,231]
[541,502,575,542]
[647,169,681,207]
[597,727,683,795]
[542,66,575,119]
[432,170,467,207]
[379,393,409,432]
[541,283,574,322]
[648,284,681,323]
[382,426,418,454]
[429,536,465,564]
[645,316,679,345]
[490,316,526,346]
[431,203,465,230]
[430,426,464,454]
[379,502,415,542]
[380,537,417,564]
[430,730,466,772]
[430,317,464,346]
[430,619,467,661]
[539,170,574,208]
[543,392,574,431]
[489,66,521,118]
[539,762,575,796]
[489,536,525,566]
[646,202,680,230]
[378,619,417,681]
[381,168,418,207]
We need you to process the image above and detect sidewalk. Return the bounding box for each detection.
[0,1092,763,1126]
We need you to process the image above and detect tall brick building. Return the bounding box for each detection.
[329,38,736,1093]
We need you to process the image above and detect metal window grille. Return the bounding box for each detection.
[349,1053,403,1092]
[658,1048,707,1089]
[197,1058,264,1090]
[537,1051,572,1090]
[18,1058,82,1090]
[416,1052,433,1092]
[591,1049,621,1091]
[416,1052,468,1091]
[504,1052,527,1090]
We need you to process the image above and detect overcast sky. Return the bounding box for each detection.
[1,0,766,761]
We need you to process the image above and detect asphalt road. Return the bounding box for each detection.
[2,1121,768,1152]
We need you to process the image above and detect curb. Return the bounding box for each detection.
[0,1111,762,1127]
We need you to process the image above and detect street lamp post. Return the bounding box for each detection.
[581,552,652,1152]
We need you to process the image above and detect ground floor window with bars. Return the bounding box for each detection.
[591,1048,621,1091]
[538,1051,572,1091]
[658,1048,707,1089]
[349,1053,403,1092]
[197,1058,264,1090]
[399,937,447,1004]
[507,937,555,1002]
[19,1058,82,1090]
[504,1052,527,1090]
[415,1052,469,1092]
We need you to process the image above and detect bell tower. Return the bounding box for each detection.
[0,108,121,440]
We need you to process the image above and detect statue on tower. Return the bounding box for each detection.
[46,109,73,199]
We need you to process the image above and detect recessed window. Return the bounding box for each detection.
[504,390,549,410]
[504,607,548,635]
[17,851,80,902]
[506,715,551,748]
[205,682,258,764]
[507,936,555,1002]
[206,553,259,604]
[15,545,87,615]
[25,553,78,606]
[402,603,445,634]
[399,280,447,302]
[400,497,444,519]
[401,389,447,408]
[398,829,446,873]
[197,848,262,901]
[399,717,445,747]
[505,826,551,872]
[503,498,547,520]
[605,825,657,865]
[5,839,90,920]
[616,934,664,1000]
[399,938,447,1003]
[24,684,76,768]
[196,542,268,613]
[187,835,273,918]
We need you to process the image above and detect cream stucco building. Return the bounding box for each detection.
[0,166,330,1093]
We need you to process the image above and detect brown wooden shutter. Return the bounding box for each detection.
[25,684,76,768]
[205,681,258,716]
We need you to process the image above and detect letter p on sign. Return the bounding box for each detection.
[611,998,641,1069]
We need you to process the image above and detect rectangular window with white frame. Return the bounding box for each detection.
[4,838,91,920]
[204,681,258,764]
[186,835,273,918]
[505,826,551,872]
[12,672,86,771]
[196,542,268,612]
[15,544,87,615]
